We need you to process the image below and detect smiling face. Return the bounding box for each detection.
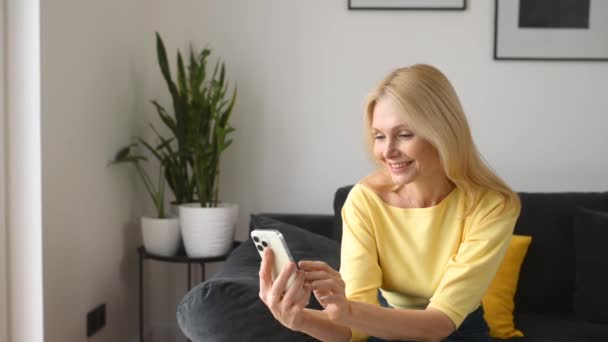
[371,95,445,187]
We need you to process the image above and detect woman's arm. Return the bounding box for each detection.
[301,260,456,342]
[297,296,454,342]
[297,309,351,342]
[344,301,455,342]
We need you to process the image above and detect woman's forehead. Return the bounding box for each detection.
[372,97,411,130]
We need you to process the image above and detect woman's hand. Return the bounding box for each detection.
[299,261,352,323]
[258,248,312,331]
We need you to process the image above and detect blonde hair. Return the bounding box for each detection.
[363,64,520,216]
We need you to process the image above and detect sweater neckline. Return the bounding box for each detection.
[357,183,459,213]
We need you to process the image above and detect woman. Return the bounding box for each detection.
[258,64,520,342]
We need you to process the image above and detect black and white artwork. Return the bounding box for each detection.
[495,0,608,61]
[348,0,466,10]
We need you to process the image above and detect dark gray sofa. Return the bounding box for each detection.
[177,185,608,341]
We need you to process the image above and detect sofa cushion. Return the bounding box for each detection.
[513,312,608,341]
[573,207,608,323]
[177,215,340,342]
[513,192,608,314]
[483,235,532,339]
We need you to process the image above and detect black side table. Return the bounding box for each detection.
[138,242,240,342]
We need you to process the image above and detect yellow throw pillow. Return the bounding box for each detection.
[482,235,532,339]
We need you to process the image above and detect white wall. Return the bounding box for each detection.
[41,0,150,341]
[141,1,608,335]
[0,0,8,340]
[38,0,608,341]
[147,0,608,240]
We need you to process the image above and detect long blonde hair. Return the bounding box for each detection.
[363,64,520,216]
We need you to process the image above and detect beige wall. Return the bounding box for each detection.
[41,0,150,341]
[146,0,608,237]
[1,0,8,339]
[40,1,203,340]
[38,0,608,341]
[142,0,608,336]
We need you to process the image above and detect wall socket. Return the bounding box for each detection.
[86,303,106,337]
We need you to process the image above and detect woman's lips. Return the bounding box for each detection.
[388,160,414,172]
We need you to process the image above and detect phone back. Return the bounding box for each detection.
[251,229,296,289]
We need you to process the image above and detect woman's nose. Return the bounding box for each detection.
[384,139,399,158]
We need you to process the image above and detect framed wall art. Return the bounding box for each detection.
[348,0,466,11]
[494,0,608,61]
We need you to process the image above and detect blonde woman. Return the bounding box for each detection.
[258,64,520,342]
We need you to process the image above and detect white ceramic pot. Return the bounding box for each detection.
[170,202,180,217]
[141,216,181,257]
[179,203,238,257]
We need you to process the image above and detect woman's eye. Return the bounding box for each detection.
[399,134,413,138]
[374,135,385,141]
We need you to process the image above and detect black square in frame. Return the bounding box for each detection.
[519,0,590,29]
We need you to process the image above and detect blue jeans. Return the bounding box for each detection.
[368,293,491,342]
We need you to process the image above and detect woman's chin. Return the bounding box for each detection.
[390,173,414,186]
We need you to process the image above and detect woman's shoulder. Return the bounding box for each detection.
[343,171,391,207]
[359,170,394,194]
[468,186,519,221]
[475,186,503,204]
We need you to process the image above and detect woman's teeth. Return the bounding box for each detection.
[390,161,413,169]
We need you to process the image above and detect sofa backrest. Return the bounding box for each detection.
[514,192,608,314]
[332,185,608,315]
[332,185,354,241]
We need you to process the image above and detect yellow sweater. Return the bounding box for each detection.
[340,183,519,341]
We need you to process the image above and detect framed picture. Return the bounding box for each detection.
[494,0,608,61]
[348,0,466,11]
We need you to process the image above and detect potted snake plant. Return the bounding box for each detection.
[154,33,238,257]
[110,143,181,257]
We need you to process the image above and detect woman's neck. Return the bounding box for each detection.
[395,178,455,208]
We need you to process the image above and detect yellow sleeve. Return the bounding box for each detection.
[428,194,520,328]
[339,186,382,342]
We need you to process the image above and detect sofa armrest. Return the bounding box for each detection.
[253,213,335,241]
[178,216,340,342]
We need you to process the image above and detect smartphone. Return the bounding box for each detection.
[251,229,297,290]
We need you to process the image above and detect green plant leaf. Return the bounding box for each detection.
[219,63,226,89]
[135,137,163,162]
[156,32,179,99]
[151,100,177,135]
[113,145,132,162]
[177,52,187,98]
[221,139,233,151]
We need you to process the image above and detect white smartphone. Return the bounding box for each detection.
[251,229,297,290]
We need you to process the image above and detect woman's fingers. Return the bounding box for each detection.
[258,250,311,331]
[310,278,344,294]
[303,270,337,282]
[269,260,297,305]
[259,248,274,296]
[281,270,305,308]
[295,283,312,308]
[316,294,344,306]
[299,260,340,277]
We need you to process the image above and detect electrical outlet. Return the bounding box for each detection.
[86,304,106,337]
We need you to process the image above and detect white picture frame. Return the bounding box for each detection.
[494,0,608,61]
[348,0,466,10]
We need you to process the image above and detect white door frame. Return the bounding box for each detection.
[1,0,10,339]
[5,0,44,341]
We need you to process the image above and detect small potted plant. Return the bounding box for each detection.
[110,143,181,257]
[154,33,238,257]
